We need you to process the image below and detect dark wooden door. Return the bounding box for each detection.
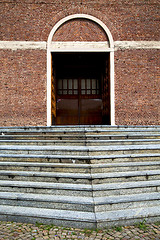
[56,78,102,125]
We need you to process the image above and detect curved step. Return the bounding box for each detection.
[0,180,159,196]
[0,125,160,228]
[1,133,160,141]
[0,153,160,164]
[0,144,160,156]
[0,161,160,173]
[96,206,160,228]
[0,205,96,229]
[0,192,159,212]
[0,204,159,229]
[0,170,160,184]
[1,138,160,146]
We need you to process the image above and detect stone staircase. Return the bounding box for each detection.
[0,125,160,229]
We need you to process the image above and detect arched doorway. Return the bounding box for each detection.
[47,14,115,125]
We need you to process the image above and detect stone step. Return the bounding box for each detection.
[96,206,160,228]
[0,192,159,213]
[0,125,159,228]
[1,133,160,141]
[93,170,160,184]
[0,180,159,197]
[95,192,160,212]
[93,180,160,197]
[0,180,93,197]
[1,139,160,146]
[0,125,160,135]
[0,192,94,212]
[0,153,160,164]
[0,204,159,229]
[0,144,160,156]
[0,161,159,173]
[0,170,91,184]
[0,204,96,229]
[0,170,159,184]
[0,125,160,131]
[0,127,160,135]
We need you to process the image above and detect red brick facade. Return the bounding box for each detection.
[0,1,159,41]
[0,0,159,126]
[115,49,160,125]
[52,19,108,41]
[0,50,47,126]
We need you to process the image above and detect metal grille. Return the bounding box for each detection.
[57,78,100,95]
[81,78,99,95]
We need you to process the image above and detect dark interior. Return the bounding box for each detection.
[52,53,110,125]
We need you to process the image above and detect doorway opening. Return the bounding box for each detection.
[51,52,110,125]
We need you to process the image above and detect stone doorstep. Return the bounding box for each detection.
[0,125,160,130]
[0,169,160,179]
[0,191,159,205]
[0,127,160,133]
[0,204,160,223]
[0,179,159,191]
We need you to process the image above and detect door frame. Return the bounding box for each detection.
[47,14,115,126]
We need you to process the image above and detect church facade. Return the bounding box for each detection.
[0,0,159,126]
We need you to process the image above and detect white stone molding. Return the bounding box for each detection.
[47,48,52,126]
[114,41,160,50]
[110,51,115,126]
[49,42,111,52]
[47,14,115,126]
[0,41,160,50]
[0,41,46,50]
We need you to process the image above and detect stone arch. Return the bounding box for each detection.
[47,14,115,125]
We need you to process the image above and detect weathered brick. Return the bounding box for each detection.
[0,0,159,126]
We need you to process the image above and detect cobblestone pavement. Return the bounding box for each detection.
[0,221,159,240]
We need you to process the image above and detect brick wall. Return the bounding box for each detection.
[0,50,47,126]
[52,19,108,41]
[115,49,160,125]
[0,0,159,126]
[0,0,159,41]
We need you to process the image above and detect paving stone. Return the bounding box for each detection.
[0,221,160,239]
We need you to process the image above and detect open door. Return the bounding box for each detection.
[51,53,110,125]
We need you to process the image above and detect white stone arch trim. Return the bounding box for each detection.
[47,14,114,48]
[47,14,115,126]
